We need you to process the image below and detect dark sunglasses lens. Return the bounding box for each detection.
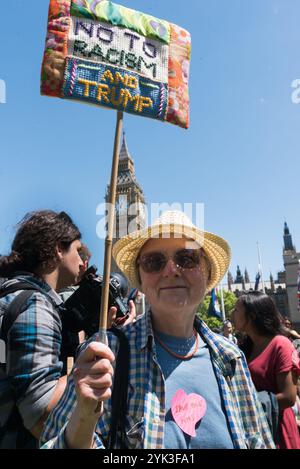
[140,253,166,273]
[175,250,201,269]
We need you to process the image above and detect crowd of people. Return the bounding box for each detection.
[0,209,300,449]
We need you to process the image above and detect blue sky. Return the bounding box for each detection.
[0,0,300,284]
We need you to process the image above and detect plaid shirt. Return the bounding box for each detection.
[0,274,63,431]
[41,311,275,449]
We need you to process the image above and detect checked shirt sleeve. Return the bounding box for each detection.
[40,332,122,449]
[40,371,105,449]
[6,292,63,430]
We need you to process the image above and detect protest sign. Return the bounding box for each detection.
[41,0,191,128]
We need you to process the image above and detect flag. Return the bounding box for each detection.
[208,288,222,319]
[254,272,260,291]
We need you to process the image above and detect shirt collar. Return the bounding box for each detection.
[135,309,242,376]
[195,317,242,376]
[134,307,155,351]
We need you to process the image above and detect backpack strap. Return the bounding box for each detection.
[0,282,39,298]
[107,325,130,449]
[1,290,36,343]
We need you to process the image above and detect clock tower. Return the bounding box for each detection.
[105,133,146,273]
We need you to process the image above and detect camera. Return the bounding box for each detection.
[62,265,133,337]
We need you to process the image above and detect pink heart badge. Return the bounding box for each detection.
[171,389,207,437]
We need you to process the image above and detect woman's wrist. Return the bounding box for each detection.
[65,404,101,449]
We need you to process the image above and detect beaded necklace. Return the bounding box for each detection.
[154,328,199,360]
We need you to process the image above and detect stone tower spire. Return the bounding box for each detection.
[244,268,250,284]
[269,273,275,292]
[118,131,135,175]
[227,271,233,291]
[283,221,300,327]
[235,265,244,284]
[283,222,295,252]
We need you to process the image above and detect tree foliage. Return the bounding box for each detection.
[196,290,237,330]
[221,291,238,317]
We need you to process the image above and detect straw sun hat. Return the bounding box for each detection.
[112,210,231,293]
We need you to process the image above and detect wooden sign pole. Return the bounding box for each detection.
[98,110,124,344]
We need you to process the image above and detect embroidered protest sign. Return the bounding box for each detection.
[41,0,191,128]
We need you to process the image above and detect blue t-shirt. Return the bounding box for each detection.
[154,330,234,449]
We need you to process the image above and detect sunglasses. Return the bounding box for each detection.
[137,249,203,274]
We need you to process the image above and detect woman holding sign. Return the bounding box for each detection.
[41,210,274,449]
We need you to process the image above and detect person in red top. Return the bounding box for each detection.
[232,292,300,449]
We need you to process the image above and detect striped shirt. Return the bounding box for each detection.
[41,311,275,449]
[0,274,63,432]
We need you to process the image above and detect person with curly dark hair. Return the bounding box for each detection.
[0,210,83,448]
[232,292,300,449]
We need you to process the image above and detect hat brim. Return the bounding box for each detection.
[112,223,231,293]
